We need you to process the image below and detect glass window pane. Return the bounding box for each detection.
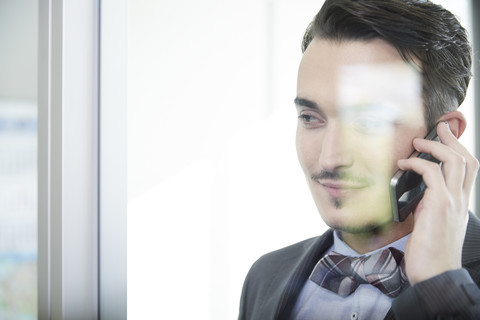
[0,1,38,319]
[126,1,475,319]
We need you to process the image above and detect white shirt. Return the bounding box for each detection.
[290,231,410,320]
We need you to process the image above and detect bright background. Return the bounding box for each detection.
[126,1,475,319]
[0,1,37,319]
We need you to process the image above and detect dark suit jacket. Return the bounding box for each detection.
[239,213,480,319]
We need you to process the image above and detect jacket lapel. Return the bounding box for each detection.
[462,213,480,266]
[273,230,334,320]
[462,213,480,285]
[383,309,396,320]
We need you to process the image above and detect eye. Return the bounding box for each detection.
[340,103,395,135]
[350,115,391,134]
[298,112,326,128]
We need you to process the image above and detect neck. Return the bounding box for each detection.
[340,215,414,254]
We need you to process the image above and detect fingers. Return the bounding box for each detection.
[436,122,479,194]
[409,124,465,194]
[397,122,478,210]
[397,157,449,203]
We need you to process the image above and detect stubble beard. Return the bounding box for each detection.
[331,197,343,209]
[332,221,386,235]
[311,170,390,234]
[324,196,391,234]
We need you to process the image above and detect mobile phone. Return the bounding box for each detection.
[390,125,441,222]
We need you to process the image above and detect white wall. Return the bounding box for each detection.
[127,1,326,319]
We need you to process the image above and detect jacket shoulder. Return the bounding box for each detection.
[255,236,322,267]
[238,231,333,320]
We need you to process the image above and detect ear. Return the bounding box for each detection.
[438,111,467,139]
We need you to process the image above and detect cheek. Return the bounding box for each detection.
[296,129,321,173]
[296,129,313,172]
[391,126,427,166]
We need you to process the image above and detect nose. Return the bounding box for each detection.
[318,122,353,172]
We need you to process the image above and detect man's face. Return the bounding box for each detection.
[296,38,427,233]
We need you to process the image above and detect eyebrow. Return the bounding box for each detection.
[294,97,329,121]
[294,97,319,110]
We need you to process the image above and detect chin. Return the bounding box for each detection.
[312,184,393,231]
[327,220,390,234]
[318,202,393,234]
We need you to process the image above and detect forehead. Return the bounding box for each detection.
[297,38,406,103]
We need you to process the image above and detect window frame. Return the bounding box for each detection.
[38,0,127,318]
[98,0,128,318]
[473,0,480,216]
[38,0,100,317]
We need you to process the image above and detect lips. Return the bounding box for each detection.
[316,180,368,198]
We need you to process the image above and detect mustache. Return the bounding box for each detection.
[311,170,371,185]
[311,170,345,181]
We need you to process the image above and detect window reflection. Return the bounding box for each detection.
[126,1,475,319]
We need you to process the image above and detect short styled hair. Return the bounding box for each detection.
[302,0,472,130]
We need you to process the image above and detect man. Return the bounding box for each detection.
[239,0,480,319]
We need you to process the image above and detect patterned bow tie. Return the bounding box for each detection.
[309,247,407,297]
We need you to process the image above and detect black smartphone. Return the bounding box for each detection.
[390,125,441,222]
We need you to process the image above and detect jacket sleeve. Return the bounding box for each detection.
[392,268,480,319]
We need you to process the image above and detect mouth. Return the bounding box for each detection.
[316,180,368,198]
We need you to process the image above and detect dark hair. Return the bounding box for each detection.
[302,0,472,129]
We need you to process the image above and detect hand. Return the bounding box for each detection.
[397,121,479,285]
